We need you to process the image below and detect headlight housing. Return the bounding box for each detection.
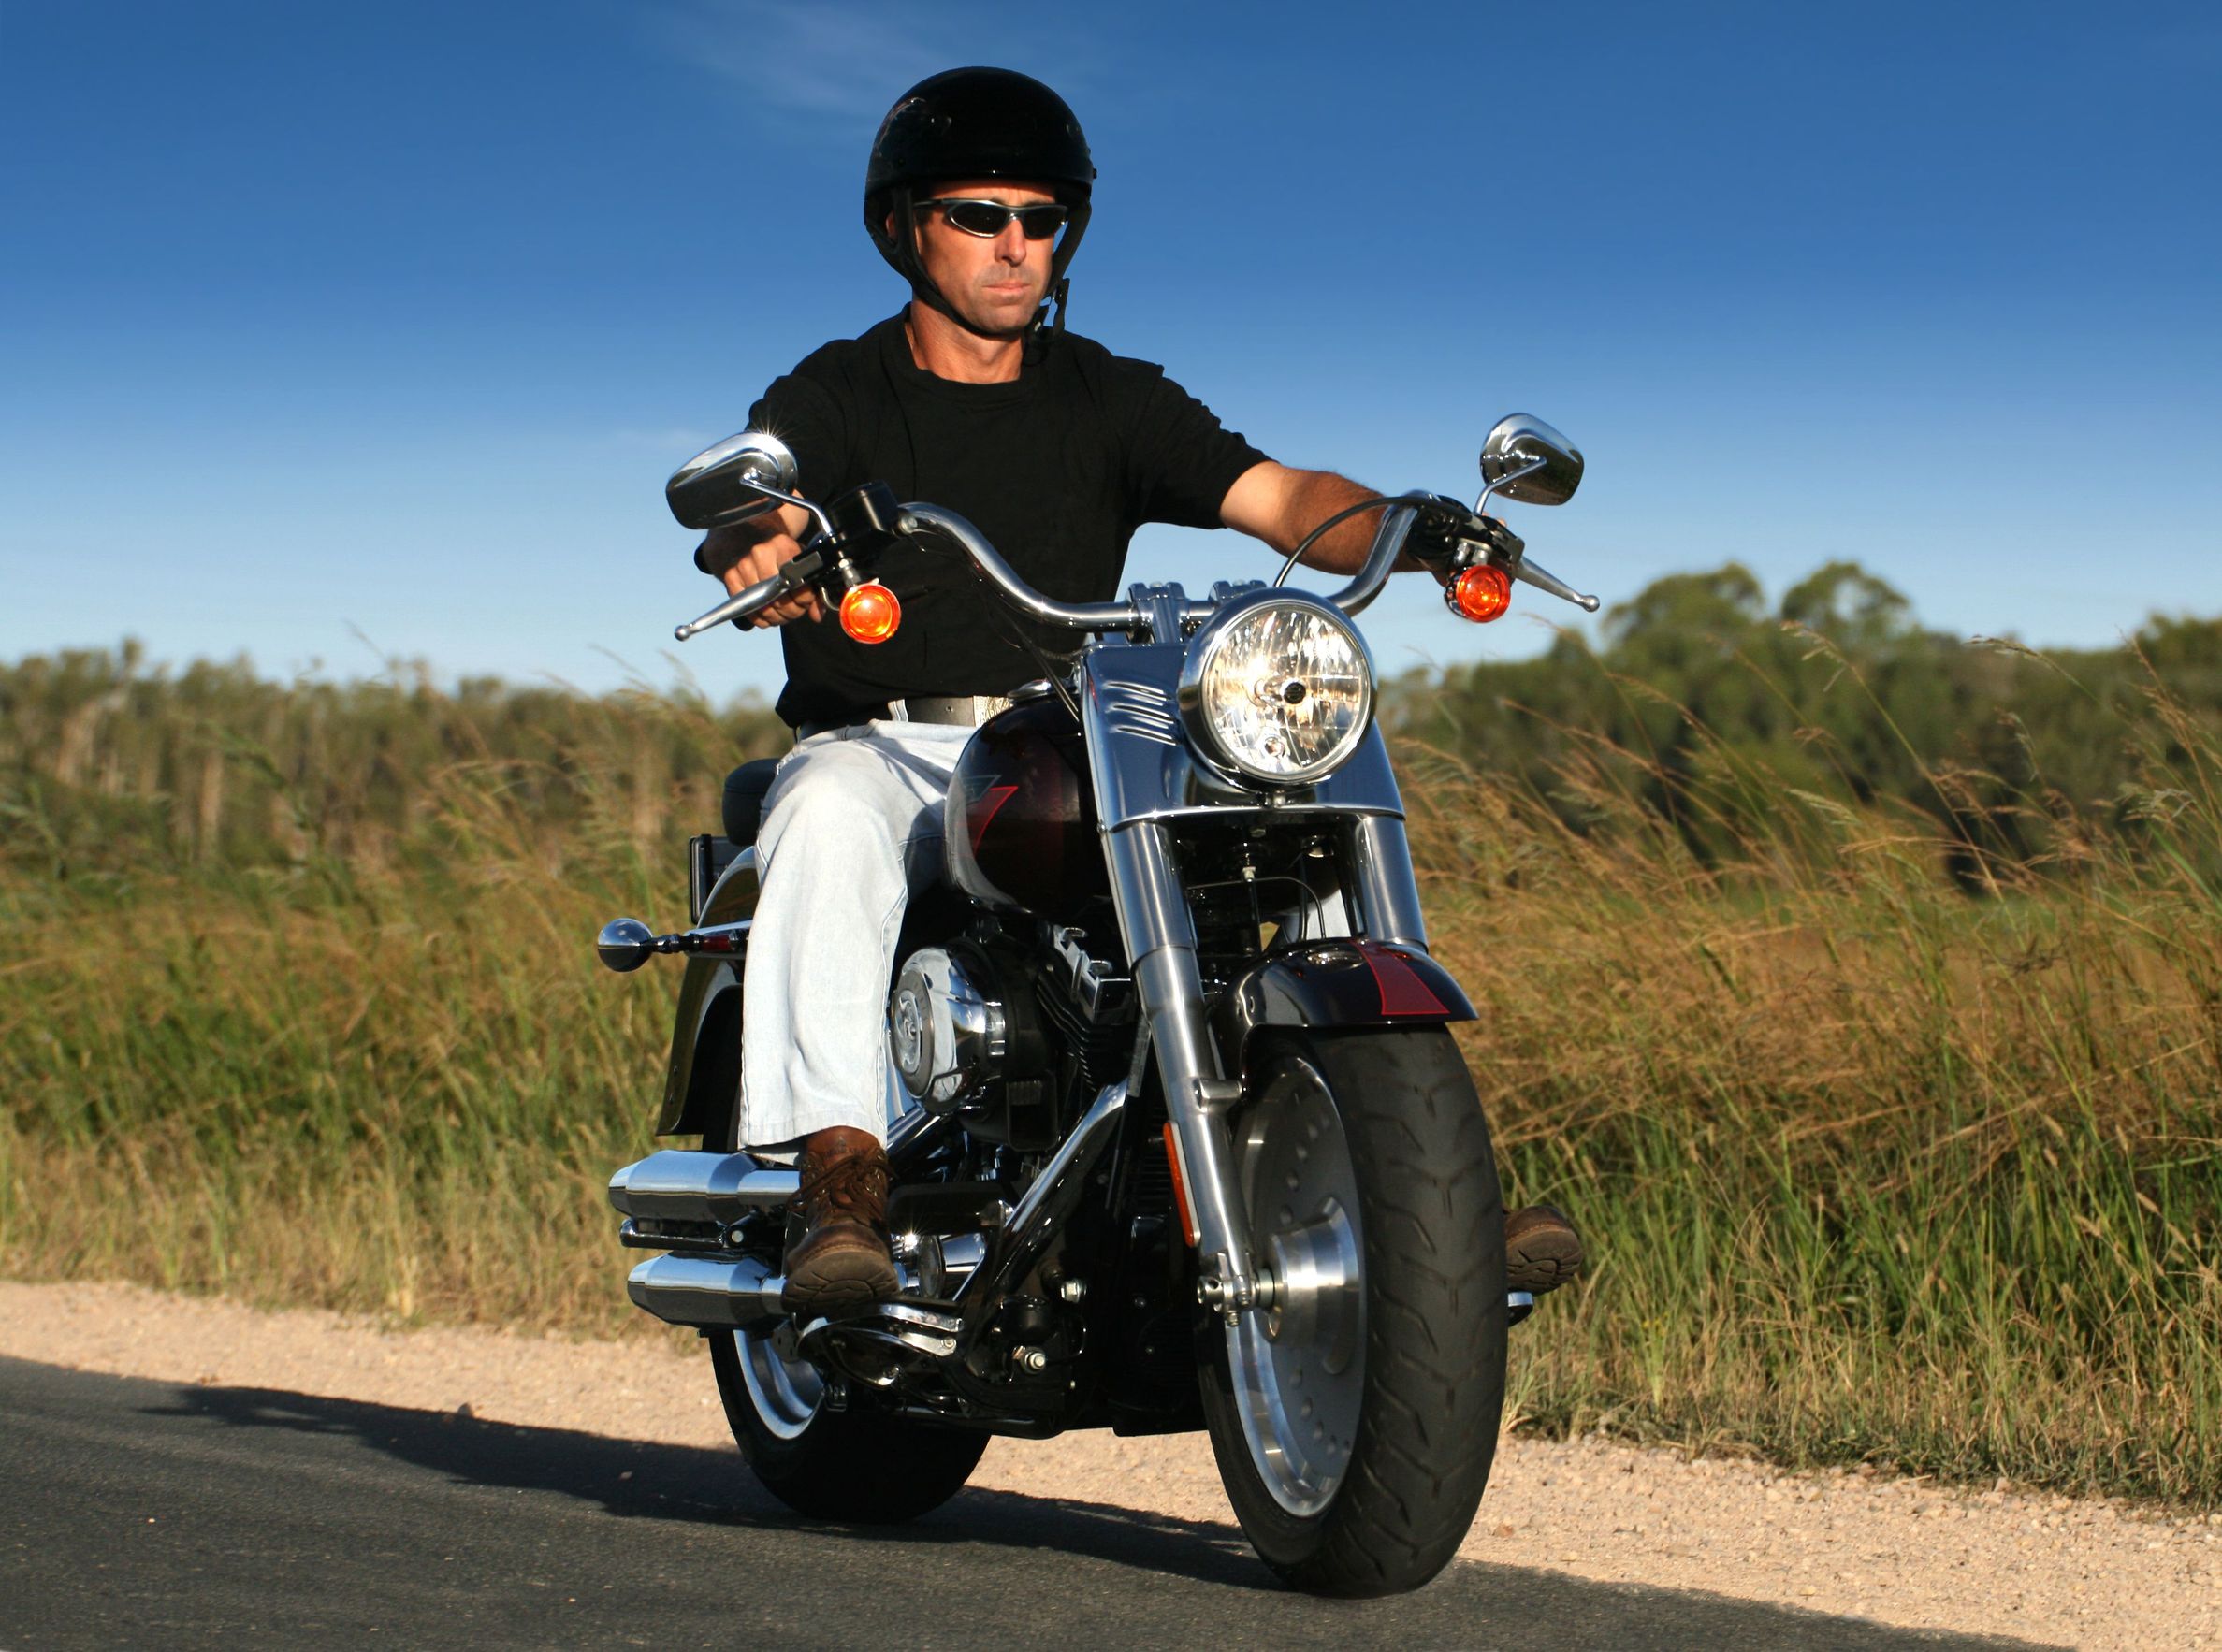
[1178,596,1376,786]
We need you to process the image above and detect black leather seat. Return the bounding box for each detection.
[720,758,783,848]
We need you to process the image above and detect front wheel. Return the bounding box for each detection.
[1198,1027,1507,1596]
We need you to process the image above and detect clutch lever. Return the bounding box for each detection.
[674,542,834,641]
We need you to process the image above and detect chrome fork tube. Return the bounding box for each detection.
[1105,820,1258,1311]
[1350,814,1430,949]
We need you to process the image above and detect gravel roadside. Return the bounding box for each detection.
[4,1279,2215,1647]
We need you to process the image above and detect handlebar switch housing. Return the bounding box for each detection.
[1408,495,1524,573]
[824,481,905,547]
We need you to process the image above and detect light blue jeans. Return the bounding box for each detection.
[739,720,977,1153]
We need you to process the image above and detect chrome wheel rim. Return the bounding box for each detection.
[1227,1055,1366,1517]
[734,1319,824,1440]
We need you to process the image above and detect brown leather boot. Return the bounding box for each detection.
[1504,1203,1585,1295]
[781,1126,897,1316]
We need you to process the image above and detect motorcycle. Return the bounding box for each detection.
[594,413,1595,1596]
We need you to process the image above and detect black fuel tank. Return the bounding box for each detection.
[943,694,1106,919]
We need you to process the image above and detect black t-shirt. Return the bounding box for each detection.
[709,313,1271,729]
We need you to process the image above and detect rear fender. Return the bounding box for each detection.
[1210,940,1475,1080]
[656,848,761,1138]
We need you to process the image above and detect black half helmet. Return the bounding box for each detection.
[864,66,1096,333]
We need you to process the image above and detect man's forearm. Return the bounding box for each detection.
[1272,471,1386,573]
[1221,462,1397,575]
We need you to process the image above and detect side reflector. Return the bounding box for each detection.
[838,582,901,644]
[1445,564,1512,623]
[1163,1123,1200,1248]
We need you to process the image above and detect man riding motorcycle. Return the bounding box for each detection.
[692,65,1583,1317]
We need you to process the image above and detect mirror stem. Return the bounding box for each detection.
[1473,453,1547,516]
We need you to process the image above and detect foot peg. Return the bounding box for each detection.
[798,1298,963,1368]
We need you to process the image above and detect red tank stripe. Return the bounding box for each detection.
[966,784,1020,854]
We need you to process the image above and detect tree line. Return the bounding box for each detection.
[1384,560,2221,887]
[5,561,2216,887]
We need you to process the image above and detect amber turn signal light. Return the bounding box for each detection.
[1445,564,1513,623]
[838,581,901,644]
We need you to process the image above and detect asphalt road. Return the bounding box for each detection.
[0,1356,2037,1650]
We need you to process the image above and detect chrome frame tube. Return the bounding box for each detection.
[956,1080,1128,1311]
[1104,821,1258,1309]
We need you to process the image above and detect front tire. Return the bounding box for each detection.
[1198,1027,1507,1596]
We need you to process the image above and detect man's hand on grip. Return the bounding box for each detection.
[700,510,826,629]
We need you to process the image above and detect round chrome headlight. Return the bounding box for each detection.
[1179,597,1375,786]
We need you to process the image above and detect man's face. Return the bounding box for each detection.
[901,178,1059,336]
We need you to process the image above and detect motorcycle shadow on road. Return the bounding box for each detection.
[137,1379,2040,1645]
[147,1380,1274,1588]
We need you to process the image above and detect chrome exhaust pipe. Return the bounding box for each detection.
[625,1252,787,1327]
[607,1151,799,1225]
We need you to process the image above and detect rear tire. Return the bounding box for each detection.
[702,1110,985,1523]
[1198,1027,1507,1596]
[707,1325,985,1522]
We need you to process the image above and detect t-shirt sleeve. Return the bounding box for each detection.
[1121,367,1272,531]
[691,370,849,572]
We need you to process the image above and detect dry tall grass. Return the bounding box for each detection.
[2,652,2215,1502]
[1413,664,2221,1501]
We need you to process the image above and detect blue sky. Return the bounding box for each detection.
[3,0,2216,702]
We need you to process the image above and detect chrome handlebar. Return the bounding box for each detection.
[1321,498,1425,617]
[675,487,1592,645]
[895,504,1162,633]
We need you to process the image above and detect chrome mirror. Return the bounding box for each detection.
[666,430,803,531]
[1479,414,1584,507]
[595,917,656,973]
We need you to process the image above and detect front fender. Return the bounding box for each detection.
[1210,940,1475,1080]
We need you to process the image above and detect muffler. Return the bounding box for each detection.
[607,1151,799,1225]
[625,1252,787,1327]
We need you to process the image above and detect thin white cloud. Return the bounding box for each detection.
[642,0,1120,129]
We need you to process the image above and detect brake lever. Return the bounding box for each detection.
[1418,500,1600,614]
[1509,556,1600,614]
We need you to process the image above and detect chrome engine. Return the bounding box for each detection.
[888,945,1009,1110]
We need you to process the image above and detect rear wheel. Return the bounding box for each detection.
[1198,1027,1506,1596]
[707,1322,985,1522]
[704,1113,985,1523]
